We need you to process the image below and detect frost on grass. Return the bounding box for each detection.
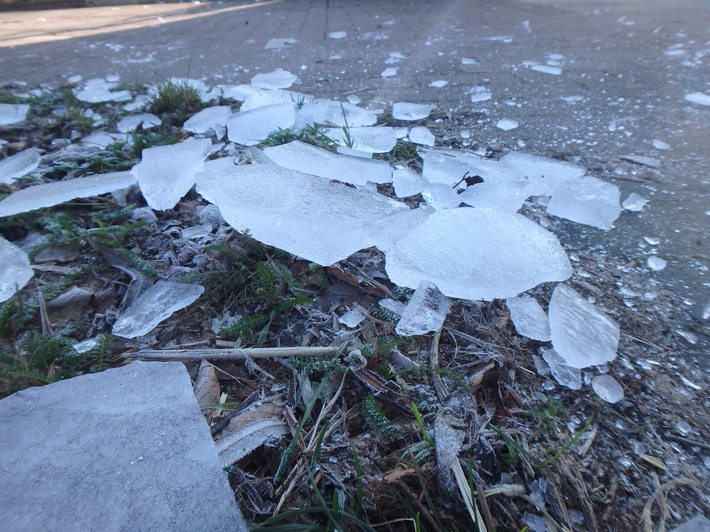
[395,281,452,336]
[0,148,41,185]
[0,236,34,303]
[506,295,551,341]
[227,103,296,146]
[547,175,621,230]
[0,103,30,126]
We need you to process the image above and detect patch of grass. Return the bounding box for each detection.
[149,80,203,125]
[260,125,338,152]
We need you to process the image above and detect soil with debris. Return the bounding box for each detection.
[1,80,708,532]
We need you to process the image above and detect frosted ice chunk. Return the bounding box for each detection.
[622,192,648,212]
[338,305,366,327]
[702,302,709,321]
[470,86,492,102]
[506,295,551,341]
[393,167,426,197]
[547,175,621,230]
[622,155,661,169]
[652,139,670,150]
[0,103,30,126]
[183,106,230,139]
[227,103,296,146]
[0,236,34,303]
[250,69,298,90]
[496,118,519,131]
[591,375,624,403]
[324,102,378,127]
[324,126,397,153]
[263,140,392,186]
[392,102,434,121]
[542,348,581,389]
[112,281,205,338]
[430,80,448,88]
[132,138,211,211]
[293,98,332,130]
[395,281,452,336]
[548,284,619,369]
[408,126,435,146]
[381,68,398,78]
[0,148,41,185]
[385,209,573,301]
[0,172,137,217]
[195,164,407,265]
[75,78,131,103]
[646,255,667,271]
[265,37,297,49]
[461,58,478,65]
[116,113,161,133]
[684,92,710,106]
[531,64,562,75]
[328,31,347,39]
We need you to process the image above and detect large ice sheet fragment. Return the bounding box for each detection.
[542,348,582,389]
[132,138,211,210]
[227,103,296,146]
[395,281,452,336]
[546,175,621,230]
[263,140,392,186]
[324,102,378,127]
[112,281,205,338]
[0,148,41,185]
[184,106,230,139]
[684,92,710,106]
[75,78,131,103]
[0,172,137,217]
[409,126,435,146]
[591,375,624,403]
[0,103,30,126]
[385,209,573,301]
[392,102,434,121]
[324,127,397,153]
[251,69,298,90]
[393,166,426,197]
[0,236,34,303]
[548,284,619,369]
[506,295,551,341]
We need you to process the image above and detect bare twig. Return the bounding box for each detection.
[128,345,342,361]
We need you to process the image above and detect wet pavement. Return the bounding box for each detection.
[1,0,708,352]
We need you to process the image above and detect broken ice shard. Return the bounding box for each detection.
[530,64,562,75]
[324,102,378,127]
[392,102,434,121]
[112,281,205,338]
[392,166,426,197]
[74,78,131,103]
[195,164,407,265]
[506,295,551,341]
[395,281,452,336]
[385,208,573,301]
[621,155,661,169]
[646,255,667,271]
[548,284,620,369]
[263,140,392,186]
[0,172,137,218]
[227,103,296,146]
[323,126,397,153]
[470,86,492,103]
[0,236,34,303]
[183,106,230,139]
[250,69,298,90]
[684,92,710,106]
[546,175,621,230]
[265,37,297,49]
[622,192,648,212]
[591,375,624,403]
[542,348,582,390]
[116,113,161,133]
[496,119,519,131]
[430,80,448,88]
[0,148,41,185]
[421,183,461,209]
[381,68,398,78]
[338,305,367,328]
[0,103,30,126]
[408,126,435,146]
[328,31,347,39]
[132,138,211,211]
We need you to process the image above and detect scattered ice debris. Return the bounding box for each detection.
[385,208,573,301]
[621,155,661,169]
[684,92,710,106]
[506,295,551,341]
[116,113,161,133]
[530,64,562,75]
[123,93,151,112]
[263,140,392,186]
[72,338,99,354]
[338,305,367,328]
[676,330,698,346]
[392,102,434,121]
[324,126,397,153]
[81,131,123,149]
[378,298,406,317]
[392,166,426,197]
[265,37,297,49]
[542,348,582,390]
[324,102,378,127]
[646,255,667,271]
[112,281,205,338]
[470,86,492,103]
[0,147,41,185]
[381,68,398,78]
[395,281,452,336]
[547,175,621,230]
[74,78,131,103]
[652,139,670,150]
[643,236,660,246]
[496,118,519,131]
[183,106,230,139]
[703,302,710,321]
[385,52,405,64]
[195,164,407,265]
[622,192,648,212]
[430,80,448,88]
[346,94,361,105]
[0,171,137,218]
[561,95,584,104]
[328,31,347,39]
[227,103,296,146]
[0,103,30,126]
[250,69,298,90]
[548,284,620,369]
[591,375,624,404]
[132,138,211,211]
[408,126,435,146]
[0,236,34,303]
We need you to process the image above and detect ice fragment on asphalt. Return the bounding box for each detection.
[408,126,435,146]
[622,192,648,212]
[132,138,211,210]
[0,172,137,217]
[184,106,230,139]
[392,102,434,121]
[547,175,621,230]
[591,375,624,403]
[195,164,407,265]
[506,295,551,341]
[339,305,367,328]
[0,236,34,303]
[548,284,620,369]
[496,118,519,131]
[531,64,562,75]
[621,155,661,169]
[0,103,30,126]
[542,348,582,390]
[385,209,573,301]
[393,166,426,197]
[323,126,397,153]
[263,140,392,186]
[646,255,667,271]
[703,302,710,320]
[250,69,298,90]
[117,113,161,133]
[395,281,452,336]
[684,92,710,106]
[265,37,297,49]
[652,139,670,150]
[430,80,448,88]
[75,78,131,103]
[227,103,296,146]
[381,68,398,78]
[461,58,478,65]
[112,281,205,338]
[0,147,41,185]
[328,31,347,39]
[470,86,492,103]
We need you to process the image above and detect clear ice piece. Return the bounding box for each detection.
[132,138,211,211]
[0,236,34,303]
[591,375,624,403]
[323,126,397,153]
[395,281,452,336]
[324,102,378,127]
[385,208,573,301]
[470,86,492,102]
[652,139,670,150]
[381,67,398,78]
[684,92,710,106]
[81,132,122,149]
[622,155,661,169]
[408,126,435,146]
[0,171,137,218]
[338,305,367,328]
[646,255,667,271]
[116,113,161,133]
[506,295,551,341]
[702,301,709,320]
[328,31,347,39]
[622,192,648,212]
[250,68,298,90]
[542,348,582,390]
[531,64,562,75]
[547,175,621,230]
[183,106,230,139]
[496,118,519,131]
[430,80,448,88]
[112,281,205,338]
[0,148,41,185]
[227,103,296,146]
[421,183,461,209]
[0,103,30,126]
[392,167,426,197]
[548,284,620,369]
[392,102,434,121]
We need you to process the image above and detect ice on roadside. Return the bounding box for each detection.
[591,375,624,403]
[132,138,211,211]
[496,119,519,131]
[263,140,392,186]
[622,192,648,212]
[0,148,41,185]
[265,37,297,49]
[0,103,30,126]
[385,208,573,301]
[0,236,34,303]
[542,348,582,390]
[324,102,378,127]
[395,281,452,336]
[392,166,426,197]
[546,175,621,230]
[430,80,448,88]
[506,295,551,341]
[328,31,347,39]
[646,255,667,271]
[0,171,137,218]
[621,155,661,169]
[470,86,492,103]
[184,106,231,139]
[529,64,562,75]
[684,92,710,106]
[227,103,296,146]
[392,102,434,121]
[381,68,398,78]
[323,126,397,153]
[74,78,131,103]
[408,126,435,146]
[548,284,620,369]
[250,69,298,90]
[652,139,670,150]
[117,113,161,133]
